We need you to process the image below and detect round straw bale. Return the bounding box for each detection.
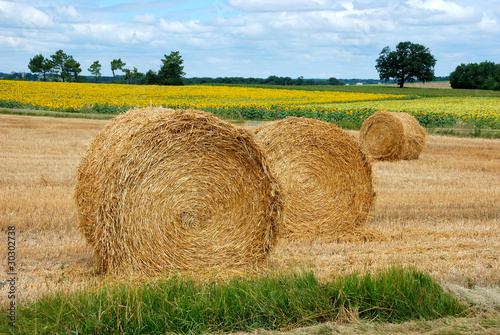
[75,107,282,274]
[253,117,375,241]
[359,111,426,161]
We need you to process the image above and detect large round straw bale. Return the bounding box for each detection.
[359,111,426,161]
[253,117,375,241]
[75,107,282,274]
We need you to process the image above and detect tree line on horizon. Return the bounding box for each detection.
[25,49,349,86]
[16,42,500,90]
[27,50,186,85]
[449,61,500,90]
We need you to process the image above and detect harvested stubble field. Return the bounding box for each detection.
[0,114,499,331]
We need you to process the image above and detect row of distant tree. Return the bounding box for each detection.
[21,50,376,86]
[184,76,348,86]
[449,61,500,90]
[24,49,357,86]
[3,70,401,86]
[374,41,500,90]
[14,43,499,90]
[27,50,186,85]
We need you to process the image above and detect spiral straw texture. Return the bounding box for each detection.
[75,107,282,274]
[254,117,375,241]
[359,111,426,161]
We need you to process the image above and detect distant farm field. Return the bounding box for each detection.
[0,80,401,111]
[385,81,452,88]
[1,80,499,133]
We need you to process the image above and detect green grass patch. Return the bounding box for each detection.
[0,109,116,120]
[0,100,127,115]
[3,267,467,334]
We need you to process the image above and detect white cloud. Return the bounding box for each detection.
[0,1,53,28]
[404,0,480,24]
[0,35,22,48]
[478,15,500,33]
[134,13,157,24]
[228,0,338,12]
[56,5,86,23]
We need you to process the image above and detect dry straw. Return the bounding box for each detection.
[253,117,375,241]
[359,111,426,161]
[74,107,282,275]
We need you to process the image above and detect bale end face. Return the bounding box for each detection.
[75,107,282,275]
[254,117,375,241]
[359,111,425,161]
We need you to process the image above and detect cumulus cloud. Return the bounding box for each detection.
[404,0,481,24]
[478,14,500,33]
[0,1,53,28]
[56,5,86,23]
[0,35,23,48]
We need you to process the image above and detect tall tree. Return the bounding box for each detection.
[376,41,436,88]
[50,49,71,82]
[450,61,500,90]
[130,67,143,84]
[123,68,131,85]
[328,77,345,86]
[65,56,82,82]
[28,54,53,82]
[110,58,126,83]
[122,67,143,84]
[157,51,186,85]
[88,61,102,83]
[142,69,158,85]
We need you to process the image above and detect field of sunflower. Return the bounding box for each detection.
[320,97,500,129]
[0,80,399,111]
[0,80,499,130]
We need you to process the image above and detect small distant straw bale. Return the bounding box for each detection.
[253,117,375,241]
[359,111,426,161]
[74,107,282,275]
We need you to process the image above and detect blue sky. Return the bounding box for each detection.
[1,0,499,79]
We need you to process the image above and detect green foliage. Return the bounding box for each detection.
[89,103,124,114]
[450,61,500,90]
[256,82,500,97]
[265,75,294,85]
[27,54,53,82]
[157,51,186,86]
[88,61,102,83]
[376,41,436,88]
[110,58,126,83]
[50,49,72,82]
[123,67,144,85]
[7,267,467,334]
[64,56,82,82]
[142,69,159,85]
[184,76,340,86]
[0,99,25,109]
[27,50,83,83]
[329,77,345,86]
[327,267,466,322]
